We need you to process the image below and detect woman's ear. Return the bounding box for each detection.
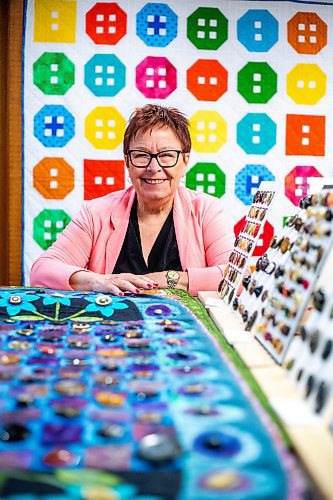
[182,153,190,175]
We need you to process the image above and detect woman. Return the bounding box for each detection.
[30,105,234,296]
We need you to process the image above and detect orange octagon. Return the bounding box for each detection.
[287,12,327,55]
[187,59,228,101]
[33,157,74,199]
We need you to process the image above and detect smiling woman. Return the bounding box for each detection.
[30,104,235,296]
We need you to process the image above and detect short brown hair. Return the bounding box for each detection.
[123,104,191,153]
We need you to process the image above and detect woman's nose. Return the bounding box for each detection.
[146,157,162,172]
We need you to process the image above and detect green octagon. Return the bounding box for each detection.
[33,209,71,250]
[186,162,226,198]
[33,52,75,95]
[238,62,277,104]
[187,7,228,50]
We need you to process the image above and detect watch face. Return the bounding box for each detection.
[168,271,179,280]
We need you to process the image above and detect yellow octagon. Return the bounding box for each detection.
[85,106,126,149]
[189,110,227,153]
[287,64,326,105]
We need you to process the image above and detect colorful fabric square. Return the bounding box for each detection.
[238,62,277,103]
[187,7,228,50]
[190,110,227,153]
[237,113,277,154]
[34,105,74,148]
[85,107,126,149]
[186,163,226,198]
[136,3,178,47]
[84,160,125,200]
[33,52,75,95]
[285,165,323,206]
[286,115,325,156]
[85,54,126,97]
[33,209,71,250]
[86,3,127,45]
[33,158,74,200]
[286,64,326,104]
[235,165,275,205]
[136,56,177,98]
[33,0,77,43]
[237,9,279,52]
[187,59,228,101]
[287,12,327,54]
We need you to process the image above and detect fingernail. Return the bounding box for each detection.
[153,282,159,286]
[135,288,140,293]
[147,284,153,289]
[119,292,124,296]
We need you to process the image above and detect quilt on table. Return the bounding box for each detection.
[0,287,302,499]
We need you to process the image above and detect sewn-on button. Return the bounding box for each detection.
[0,354,20,365]
[54,380,86,396]
[8,340,32,351]
[43,448,79,467]
[95,295,113,306]
[9,295,23,304]
[138,433,182,462]
[0,423,30,442]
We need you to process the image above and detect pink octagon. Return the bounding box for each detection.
[136,56,177,99]
[285,165,322,206]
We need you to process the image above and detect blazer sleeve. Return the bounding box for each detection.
[30,203,95,290]
[187,200,235,295]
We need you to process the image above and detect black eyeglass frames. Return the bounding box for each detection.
[126,149,186,168]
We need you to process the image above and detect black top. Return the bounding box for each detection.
[113,199,182,274]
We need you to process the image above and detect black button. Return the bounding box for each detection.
[322,340,332,361]
[0,423,30,442]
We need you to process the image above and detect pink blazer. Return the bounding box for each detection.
[30,186,234,295]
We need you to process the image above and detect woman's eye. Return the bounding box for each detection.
[134,152,150,159]
[159,152,173,158]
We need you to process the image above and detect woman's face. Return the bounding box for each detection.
[126,126,190,207]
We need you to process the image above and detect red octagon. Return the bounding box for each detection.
[187,59,228,101]
[235,216,274,257]
[86,3,127,45]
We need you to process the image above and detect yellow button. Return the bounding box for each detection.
[95,391,124,406]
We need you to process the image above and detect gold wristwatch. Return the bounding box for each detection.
[166,270,180,289]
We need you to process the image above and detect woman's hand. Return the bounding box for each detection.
[69,271,159,296]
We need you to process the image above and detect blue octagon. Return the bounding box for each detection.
[137,2,178,47]
[235,164,275,205]
[85,54,126,97]
[237,113,277,155]
[34,105,74,147]
[237,10,278,52]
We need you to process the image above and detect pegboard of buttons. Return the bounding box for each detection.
[255,191,333,364]
[219,182,276,305]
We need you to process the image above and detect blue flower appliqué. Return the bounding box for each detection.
[0,291,39,316]
[42,293,71,307]
[85,295,129,318]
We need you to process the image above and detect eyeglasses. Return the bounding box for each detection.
[127,150,185,168]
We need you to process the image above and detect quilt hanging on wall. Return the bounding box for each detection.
[23,0,333,283]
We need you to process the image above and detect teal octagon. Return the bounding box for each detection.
[237,113,277,154]
[187,7,228,50]
[33,52,75,95]
[33,209,71,250]
[238,62,277,103]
